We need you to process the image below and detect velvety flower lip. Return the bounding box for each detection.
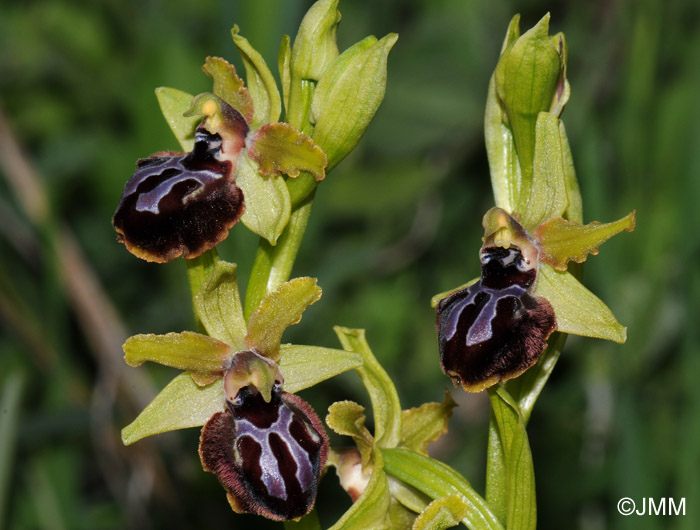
[199,376,328,521]
[113,125,246,263]
[437,235,556,393]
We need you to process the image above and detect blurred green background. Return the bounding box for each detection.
[1,0,698,528]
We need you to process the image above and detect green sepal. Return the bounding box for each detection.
[202,56,254,123]
[484,15,522,212]
[236,153,292,245]
[518,112,569,230]
[494,14,564,190]
[412,495,469,530]
[534,263,627,343]
[328,448,391,530]
[327,400,375,469]
[121,373,224,445]
[487,386,536,530]
[400,390,456,456]
[279,34,292,115]
[311,34,398,170]
[248,122,327,181]
[430,278,478,309]
[155,87,198,151]
[193,260,247,351]
[290,0,341,82]
[383,448,504,530]
[535,211,636,270]
[278,344,362,393]
[246,277,322,361]
[123,332,230,384]
[334,327,402,448]
[232,25,281,128]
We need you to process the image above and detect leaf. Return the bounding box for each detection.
[484,15,522,212]
[327,401,375,468]
[412,495,469,530]
[534,263,627,343]
[487,386,536,530]
[383,448,504,530]
[193,260,247,351]
[278,34,292,115]
[246,277,322,361]
[202,56,254,123]
[123,332,230,380]
[535,211,636,270]
[518,112,569,230]
[122,373,224,445]
[278,344,362,393]
[155,87,198,151]
[0,371,23,525]
[400,390,456,456]
[334,327,402,448]
[311,34,398,170]
[231,25,281,127]
[328,449,391,530]
[248,122,327,181]
[236,153,292,245]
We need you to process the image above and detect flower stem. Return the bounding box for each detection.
[244,190,316,320]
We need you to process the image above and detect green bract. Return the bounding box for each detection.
[121,261,361,445]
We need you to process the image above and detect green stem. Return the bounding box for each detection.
[244,191,315,320]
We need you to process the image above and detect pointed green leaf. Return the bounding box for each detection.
[518,112,569,230]
[122,373,224,445]
[535,211,636,270]
[383,448,504,530]
[246,277,322,361]
[485,15,522,212]
[327,401,375,468]
[202,56,254,123]
[193,260,247,351]
[400,390,456,456]
[123,332,230,377]
[279,34,292,114]
[248,122,327,181]
[487,386,536,530]
[328,449,391,530]
[334,327,402,448]
[236,153,292,245]
[412,495,468,530]
[278,344,362,393]
[484,75,522,213]
[232,25,281,127]
[311,34,398,170]
[534,263,627,343]
[155,87,198,151]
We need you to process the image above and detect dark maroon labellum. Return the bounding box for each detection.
[112,128,245,262]
[199,385,328,521]
[437,245,556,392]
